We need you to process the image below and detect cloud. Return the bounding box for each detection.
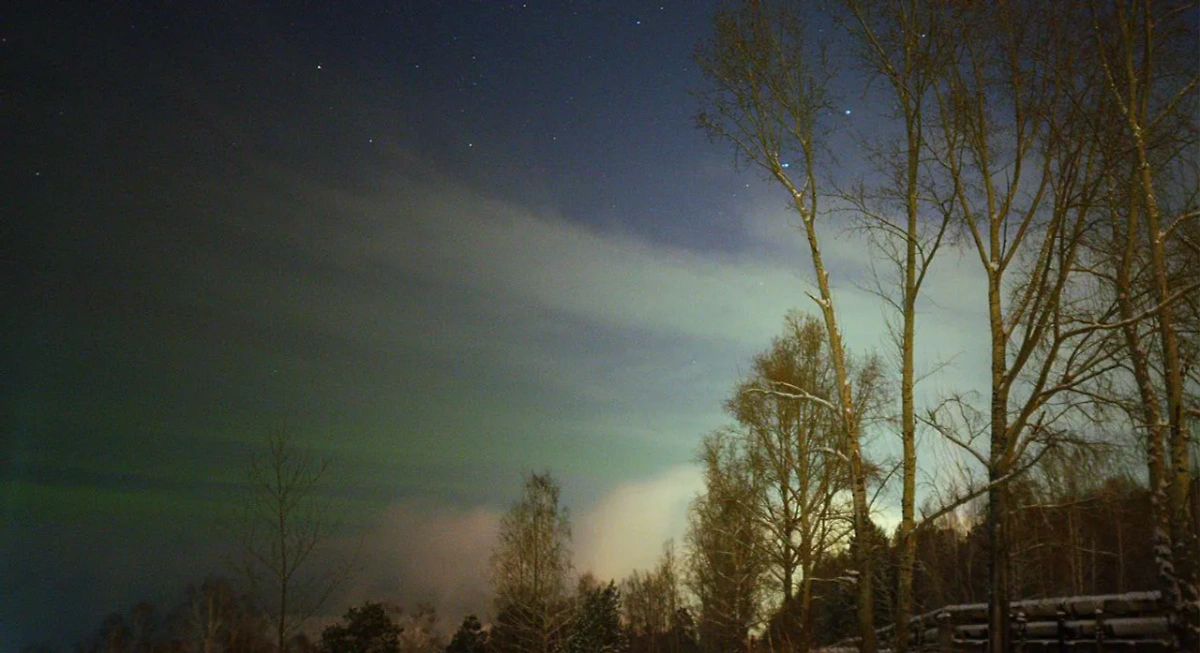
[186,154,996,599]
[573,465,704,580]
[346,500,502,620]
[268,159,994,506]
[343,465,703,623]
[189,153,992,430]
[306,165,812,350]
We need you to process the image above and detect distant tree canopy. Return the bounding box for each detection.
[686,431,767,653]
[319,602,402,653]
[562,578,626,653]
[66,451,1189,653]
[445,615,489,653]
[74,575,271,653]
[621,544,698,653]
[396,603,444,653]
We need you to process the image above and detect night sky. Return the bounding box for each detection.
[3,2,992,648]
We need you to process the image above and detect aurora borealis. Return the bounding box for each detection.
[2,2,993,648]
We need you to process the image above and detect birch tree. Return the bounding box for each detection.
[696,2,1191,650]
[727,312,855,651]
[695,3,880,647]
[177,576,268,653]
[1083,0,1200,645]
[834,1,953,647]
[916,1,1140,647]
[489,472,573,653]
[686,431,767,653]
[623,543,693,653]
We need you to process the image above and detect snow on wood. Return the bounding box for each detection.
[1107,616,1171,637]
[816,590,1172,651]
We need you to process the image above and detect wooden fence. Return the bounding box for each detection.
[818,590,1172,652]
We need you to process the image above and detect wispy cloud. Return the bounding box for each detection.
[196,153,990,416]
[225,155,994,498]
[315,168,814,350]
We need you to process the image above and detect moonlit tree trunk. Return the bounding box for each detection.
[837,1,952,647]
[694,4,879,648]
[1086,0,1200,646]
[926,3,1121,649]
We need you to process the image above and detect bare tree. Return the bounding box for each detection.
[834,0,954,647]
[694,3,881,647]
[1083,0,1200,645]
[239,430,345,653]
[180,578,232,653]
[695,2,1192,650]
[686,430,767,653]
[918,2,1132,647]
[727,311,854,651]
[397,603,443,653]
[489,472,573,653]
[176,576,269,653]
[623,541,687,653]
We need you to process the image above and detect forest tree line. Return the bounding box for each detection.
[685,0,1199,650]
[48,426,1194,653]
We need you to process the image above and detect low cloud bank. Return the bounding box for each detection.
[345,501,501,621]
[574,465,703,579]
[347,465,703,621]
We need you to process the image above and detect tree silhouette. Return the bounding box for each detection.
[319,602,402,653]
[445,615,489,653]
[488,472,573,653]
[240,429,347,653]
